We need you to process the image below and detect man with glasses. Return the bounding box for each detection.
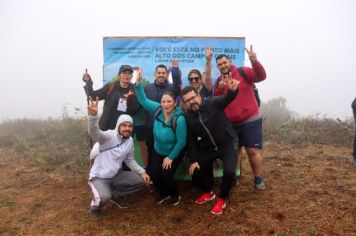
[181,76,239,215]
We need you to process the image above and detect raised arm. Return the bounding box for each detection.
[82,69,109,101]
[135,68,160,114]
[87,96,112,144]
[243,45,267,83]
[170,59,182,97]
[203,48,213,91]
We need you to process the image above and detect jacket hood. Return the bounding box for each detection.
[115,114,133,132]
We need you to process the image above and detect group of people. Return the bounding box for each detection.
[82,46,267,218]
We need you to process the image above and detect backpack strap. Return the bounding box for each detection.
[237,67,250,83]
[237,67,261,107]
[171,113,184,133]
[100,142,123,153]
[153,106,163,121]
[154,106,184,134]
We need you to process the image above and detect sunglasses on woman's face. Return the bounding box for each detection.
[188,77,200,82]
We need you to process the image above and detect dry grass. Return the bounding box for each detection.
[0,117,355,235]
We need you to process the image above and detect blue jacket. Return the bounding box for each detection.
[136,82,186,160]
[144,67,181,128]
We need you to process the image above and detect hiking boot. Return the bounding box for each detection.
[169,195,181,206]
[255,176,265,190]
[111,195,128,209]
[195,191,216,204]
[90,209,101,219]
[155,194,171,204]
[211,198,226,215]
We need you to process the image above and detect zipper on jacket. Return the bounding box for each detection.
[198,111,218,151]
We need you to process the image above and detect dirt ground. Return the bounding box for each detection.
[0,143,355,235]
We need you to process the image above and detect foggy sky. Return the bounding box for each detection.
[0,0,355,121]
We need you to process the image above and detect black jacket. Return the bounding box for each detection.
[185,89,238,163]
[84,80,140,131]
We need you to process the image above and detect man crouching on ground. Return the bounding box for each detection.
[87,96,150,219]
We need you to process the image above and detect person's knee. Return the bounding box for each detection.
[161,170,173,182]
[130,173,146,187]
[150,173,160,183]
[246,148,261,158]
[99,192,111,205]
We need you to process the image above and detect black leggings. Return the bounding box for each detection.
[149,149,183,197]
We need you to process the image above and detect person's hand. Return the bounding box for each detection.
[226,74,239,91]
[136,67,143,84]
[124,90,135,100]
[245,45,257,63]
[87,96,99,116]
[141,172,150,185]
[189,162,200,176]
[82,69,92,85]
[217,72,230,89]
[171,59,179,68]
[162,157,172,170]
[217,79,226,89]
[205,48,213,61]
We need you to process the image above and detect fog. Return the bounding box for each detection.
[0,0,355,120]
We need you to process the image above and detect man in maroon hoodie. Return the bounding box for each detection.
[213,45,267,189]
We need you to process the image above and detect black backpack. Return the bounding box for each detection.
[237,67,261,107]
[153,106,184,133]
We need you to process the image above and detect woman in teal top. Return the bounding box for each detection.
[135,69,187,206]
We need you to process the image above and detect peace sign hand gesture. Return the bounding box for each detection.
[245,45,257,63]
[88,96,99,116]
[226,74,239,91]
[205,48,213,61]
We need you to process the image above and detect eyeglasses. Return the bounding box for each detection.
[188,77,200,82]
[183,95,198,104]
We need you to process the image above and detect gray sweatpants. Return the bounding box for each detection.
[88,170,146,210]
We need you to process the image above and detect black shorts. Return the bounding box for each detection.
[233,118,263,149]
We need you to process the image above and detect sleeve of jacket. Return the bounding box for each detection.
[211,88,238,110]
[124,139,145,174]
[88,114,113,144]
[171,67,182,97]
[84,82,109,101]
[126,85,142,116]
[135,82,160,114]
[243,60,266,83]
[213,76,226,96]
[168,115,187,160]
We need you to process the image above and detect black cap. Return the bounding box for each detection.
[119,65,133,74]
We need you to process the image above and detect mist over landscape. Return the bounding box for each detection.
[0,0,355,121]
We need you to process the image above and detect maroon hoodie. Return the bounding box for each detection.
[213,61,266,123]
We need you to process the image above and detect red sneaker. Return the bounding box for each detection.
[195,191,216,204]
[211,198,226,215]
